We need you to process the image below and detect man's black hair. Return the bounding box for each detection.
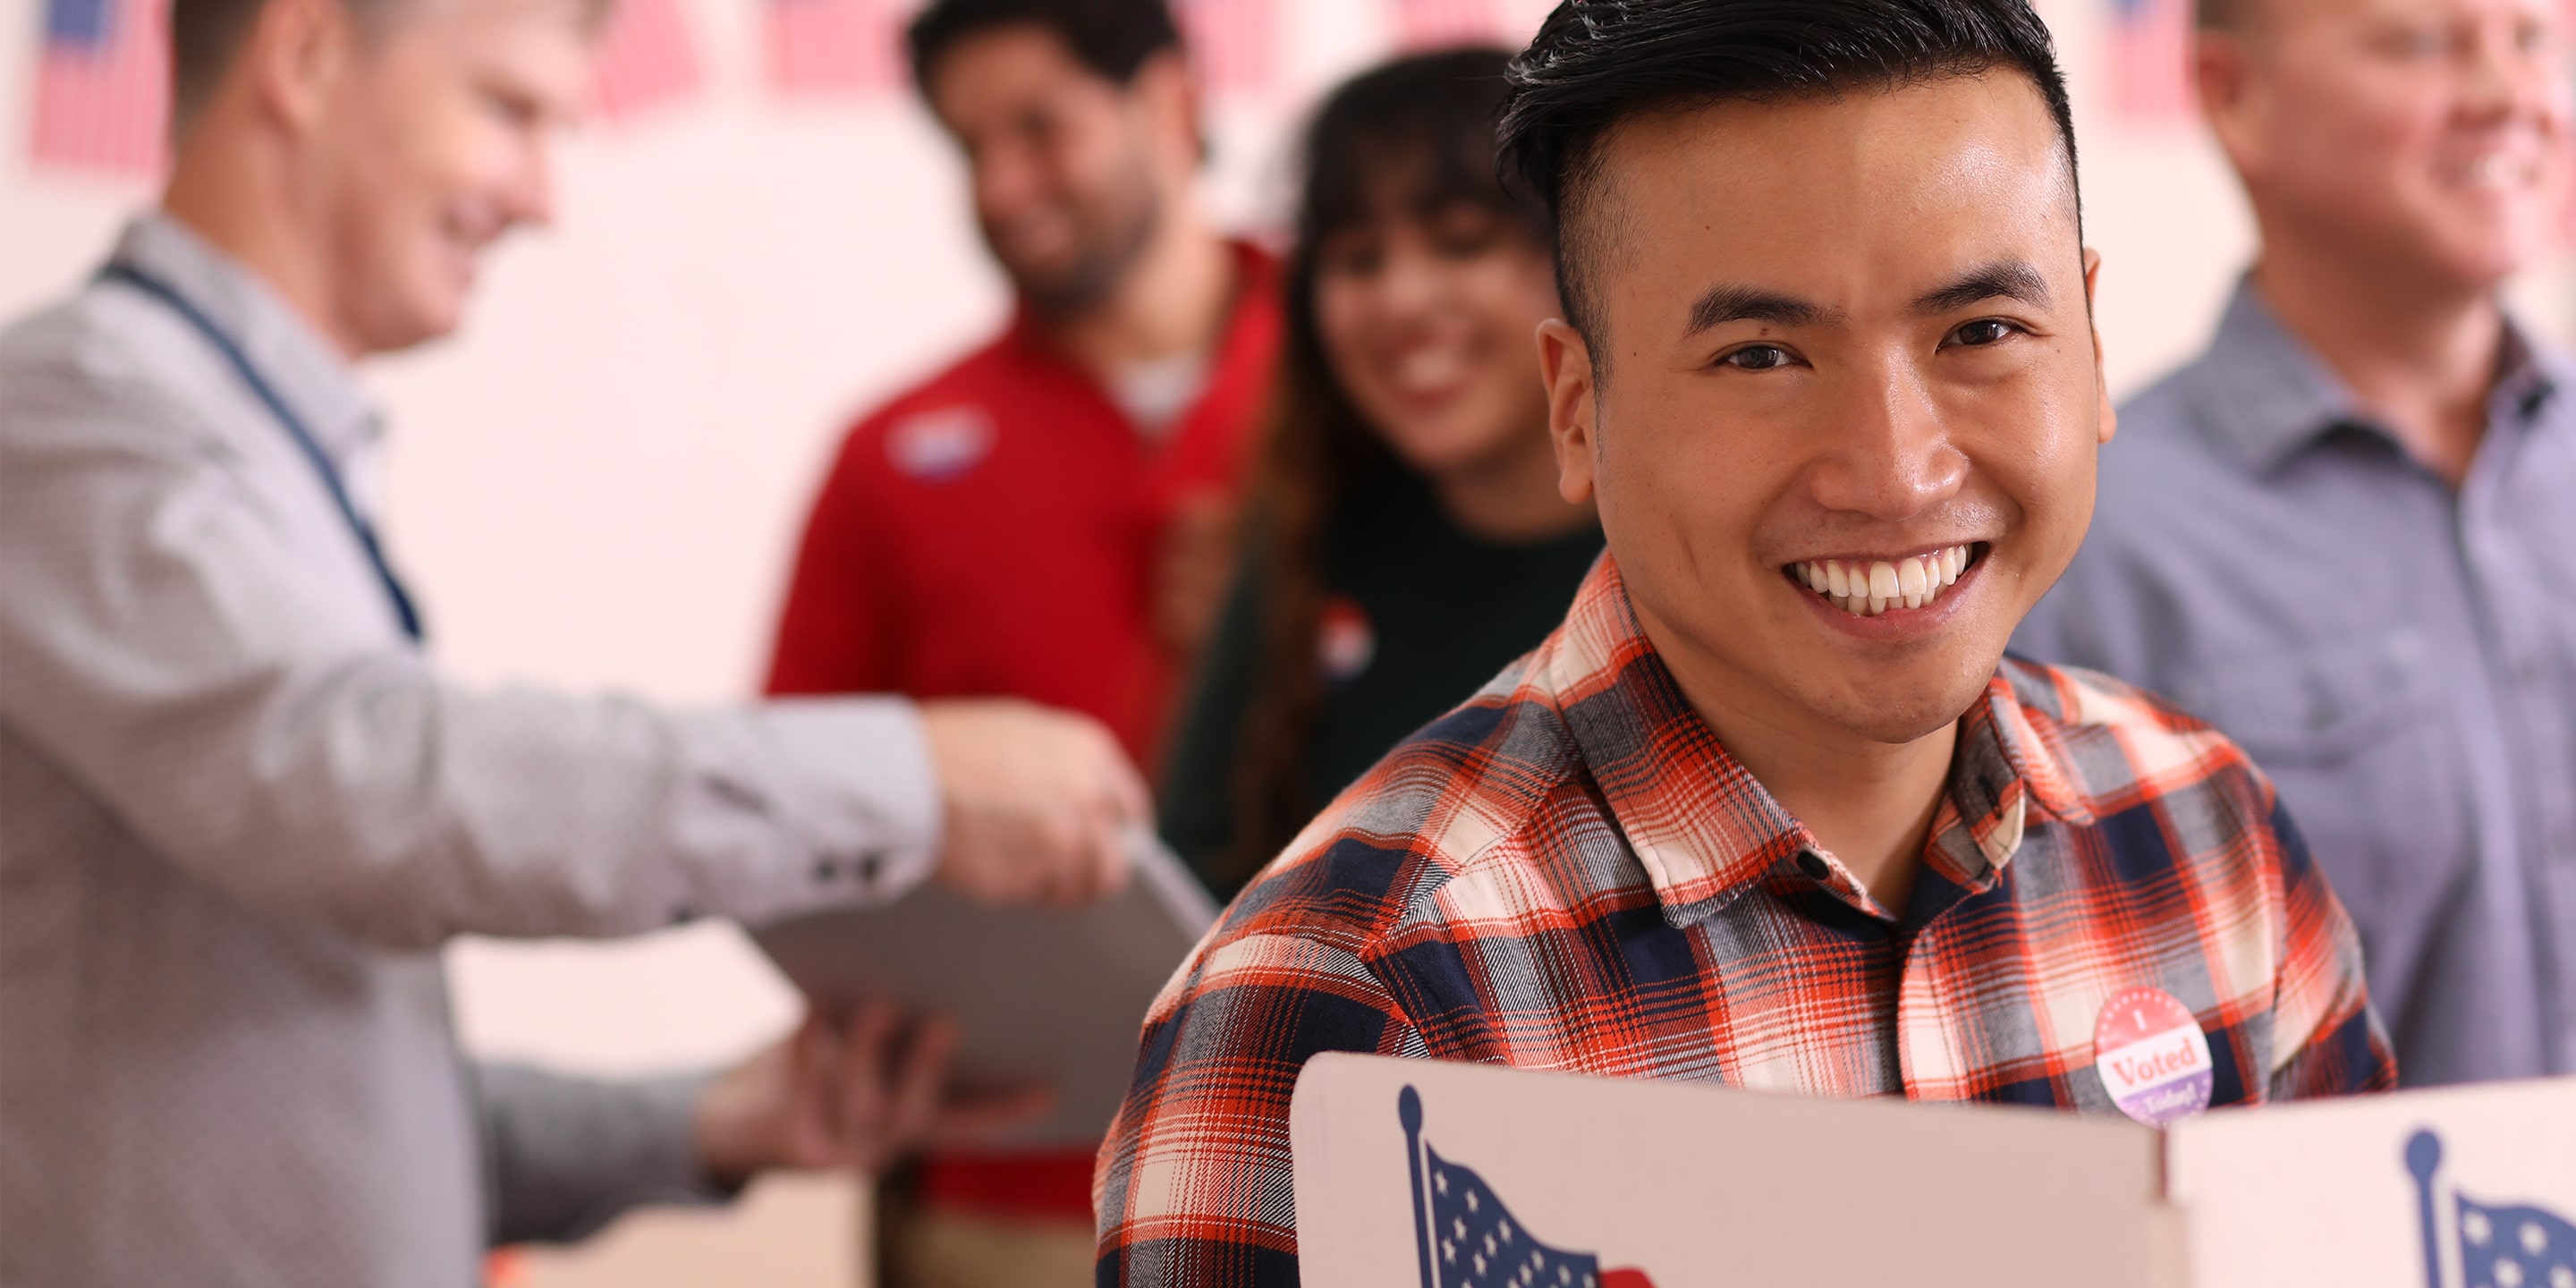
[1499,0,2081,351]
[909,0,1183,97]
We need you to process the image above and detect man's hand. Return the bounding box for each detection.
[693,1004,1052,1188]
[919,699,1148,906]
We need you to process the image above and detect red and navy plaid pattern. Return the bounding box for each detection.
[1095,554,2392,1286]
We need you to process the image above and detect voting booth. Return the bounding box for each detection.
[1290,1053,2576,1288]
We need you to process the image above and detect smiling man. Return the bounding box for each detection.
[764,1,1279,1279]
[1092,0,2394,1282]
[0,0,1150,1282]
[2015,0,2575,1088]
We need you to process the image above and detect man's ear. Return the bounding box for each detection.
[1538,318,1600,504]
[2194,27,2266,180]
[240,0,354,135]
[2083,248,2118,446]
[1131,49,1204,173]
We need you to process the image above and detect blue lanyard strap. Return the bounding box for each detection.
[97,262,426,645]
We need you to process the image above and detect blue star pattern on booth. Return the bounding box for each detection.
[2409,1131,2576,1288]
[1401,1088,1657,1288]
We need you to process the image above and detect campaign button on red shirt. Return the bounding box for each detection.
[886,406,995,480]
[2092,986,2214,1127]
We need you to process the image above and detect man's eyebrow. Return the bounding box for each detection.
[1914,260,2053,315]
[1683,284,1834,336]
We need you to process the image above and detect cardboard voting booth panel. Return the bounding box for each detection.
[1290,1054,2576,1288]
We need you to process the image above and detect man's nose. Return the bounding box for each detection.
[510,142,560,231]
[2461,19,2556,121]
[973,144,1047,221]
[1803,356,1970,521]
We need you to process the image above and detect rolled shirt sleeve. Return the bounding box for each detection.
[475,1063,734,1247]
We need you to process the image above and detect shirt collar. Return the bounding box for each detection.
[1541,555,2076,928]
[108,214,383,463]
[2192,275,2563,474]
[2190,278,2366,474]
[2492,319,2569,426]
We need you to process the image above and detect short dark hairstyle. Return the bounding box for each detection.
[1499,0,2081,350]
[908,0,1183,97]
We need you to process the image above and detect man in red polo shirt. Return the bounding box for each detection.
[765,0,1281,1281]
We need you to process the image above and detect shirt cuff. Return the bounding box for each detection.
[682,697,943,925]
[479,1064,736,1247]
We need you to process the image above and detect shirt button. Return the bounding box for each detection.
[1797,852,1832,883]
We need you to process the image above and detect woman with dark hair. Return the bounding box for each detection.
[1161,47,1603,901]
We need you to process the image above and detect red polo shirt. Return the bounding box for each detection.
[765,242,1281,1221]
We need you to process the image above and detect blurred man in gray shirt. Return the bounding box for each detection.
[0,0,1152,1281]
[2016,0,2572,1084]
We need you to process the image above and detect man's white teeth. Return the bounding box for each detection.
[2465,152,2536,190]
[1789,545,1974,618]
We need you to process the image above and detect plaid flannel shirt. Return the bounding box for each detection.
[1095,554,2394,1286]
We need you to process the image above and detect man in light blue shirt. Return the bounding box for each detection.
[2016,0,2573,1084]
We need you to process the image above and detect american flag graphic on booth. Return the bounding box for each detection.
[2459,1196,2576,1288]
[1402,1088,1657,1288]
[587,0,704,123]
[2409,1131,2576,1288]
[765,0,904,97]
[1173,0,1275,97]
[1390,0,1506,50]
[2103,0,2194,123]
[30,0,168,175]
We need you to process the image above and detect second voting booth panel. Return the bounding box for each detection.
[1290,1054,2576,1288]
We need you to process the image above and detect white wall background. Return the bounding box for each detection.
[3,0,2569,1080]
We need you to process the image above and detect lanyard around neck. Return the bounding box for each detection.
[97,261,426,645]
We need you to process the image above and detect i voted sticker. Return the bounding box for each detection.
[2092,987,2214,1127]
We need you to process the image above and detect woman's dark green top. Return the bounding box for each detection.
[1159,470,1603,903]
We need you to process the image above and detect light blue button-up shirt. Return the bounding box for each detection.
[2017,278,2576,1087]
[0,216,945,1284]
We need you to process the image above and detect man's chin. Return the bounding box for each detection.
[1009,258,1121,316]
[1805,670,1997,749]
[357,299,466,357]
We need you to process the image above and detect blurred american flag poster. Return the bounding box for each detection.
[587,0,704,123]
[29,0,168,175]
[1390,0,1506,50]
[766,0,904,97]
[2104,0,2195,123]
[1174,0,1275,97]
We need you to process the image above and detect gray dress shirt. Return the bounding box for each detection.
[2015,279,2576,1087]
[0,216,944,1285]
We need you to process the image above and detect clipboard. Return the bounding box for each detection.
[750,831,1221,1148]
